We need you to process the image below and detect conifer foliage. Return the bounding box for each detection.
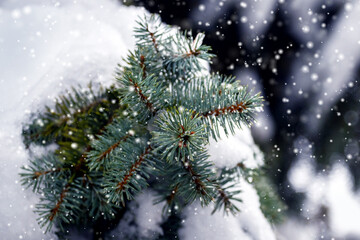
[21,15,266,236]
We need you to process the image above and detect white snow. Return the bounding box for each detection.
[133,191,166,237]
[0,0,147,238]
[109,190,166,239]
[207,126,263,169]
[276,217,318,240]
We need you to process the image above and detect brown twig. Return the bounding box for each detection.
[181,160,207,196]
[116,145,153,192]
[49,180,72,221]
[191,102,248,119]
[166,184,179,204]
[128,78,155,113]
[96,134,131,162]
[184,49,201,58]
[140,55,147,79]
[215,184,233,209]
[147,29,159,53]
[33,168,62,179]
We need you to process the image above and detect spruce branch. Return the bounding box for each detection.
[180,158,213,202]
[129,77,156,113]
[20,14,269,234]
[140,54,147,79]
[165,184,179,205]
[36,174,85,232]
[165,32,214,75]
[49,178,73,222]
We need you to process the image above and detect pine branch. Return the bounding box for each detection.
[152,109,206,163]
[117,71,166,121]
[20,155,69,192]
[134,15,166,53]
[164,32,214,77]
[33,168,62,179]
[147,28,160,53]
[166,184,179,205]
[22,85,122,148]
[211,178,241,215]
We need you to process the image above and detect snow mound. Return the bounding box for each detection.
[207,126,264,169]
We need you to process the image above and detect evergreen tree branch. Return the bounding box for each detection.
[134,15,165,53]
[21,155,69,192]
[152,109,207,163]
[87,118,137,171]
[172,74,262,140]
[22,85,122,148]
[20,14,270,234]
[147,28,159,53]
[117,71,166,121]
[210,178,241,215]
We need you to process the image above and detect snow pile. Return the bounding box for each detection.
[109,191,166,239]
[0,0,146,239]
[179,177,276,240]
[207,126,263,169]
[134,191,166,237]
